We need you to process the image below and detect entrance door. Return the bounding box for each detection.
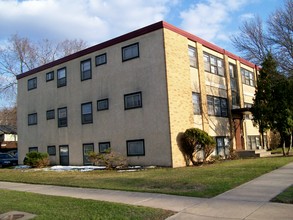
[234,118,244,150]
[59,145,69,165]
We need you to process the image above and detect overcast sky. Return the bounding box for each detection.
[0,0,284,53]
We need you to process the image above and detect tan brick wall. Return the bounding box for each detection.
[163,28,194,167]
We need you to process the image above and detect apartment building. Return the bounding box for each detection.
[17,21,263,167]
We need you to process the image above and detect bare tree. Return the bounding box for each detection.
[0,34,88,103]
[0,106,17,127]
[231,0,293,76]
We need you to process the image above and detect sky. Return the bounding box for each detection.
[0,0,285,107]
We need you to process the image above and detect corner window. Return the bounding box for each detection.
[47,146,56,156]
[81,59,92,81]
[241,68,255,86]
[188,46,197,68]
[81,102,93,124]
[28,113,37,125]
[58,107,67,127]
[207,96,228,117]
[124,92,142,110]
[97,99,109,111]
[247,135,261,150]
[127,139,145,156]
[192,92,201,115]
[46,109,55,120]
[57,67,66,88]
[28,77,37,90]
[46,71,54,82]
[83,143,94,165]
[122,43,139,61]
[29,147,38,152]
[99,142,110,153]
[203,53,224,76]
[95,53,107,66]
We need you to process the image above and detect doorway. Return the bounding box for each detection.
[59,145,69,165]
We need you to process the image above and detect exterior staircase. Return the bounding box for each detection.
[237,149,271,158]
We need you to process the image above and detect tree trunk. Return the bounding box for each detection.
[280,137,286,156]
[286,133,292,155]
[261,132,265,149]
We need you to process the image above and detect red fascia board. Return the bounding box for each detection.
[17,21,165,80]
[17,20,257,80]
[161,21,257,69]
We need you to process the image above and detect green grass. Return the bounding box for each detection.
[0,190,174,220]
[271,185,293,204]
[0,157,293,198]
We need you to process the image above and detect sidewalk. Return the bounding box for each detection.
[0,162,293,220]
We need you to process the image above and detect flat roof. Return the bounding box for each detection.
[17,21,257,80]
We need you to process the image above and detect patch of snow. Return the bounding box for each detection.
[49,165,106,172]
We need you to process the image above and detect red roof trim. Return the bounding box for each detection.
[17,21,257,80]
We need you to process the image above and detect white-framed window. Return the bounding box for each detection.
[46,71,54,82]
[127,139,145,156]
[28,113,37,125]
[81,102,93,124]
[83,143,94,165]
[241,68,255,86]
[124,92,142,110]
[46,109,55,120]
[203,53,224,76]
[58,107,67,127]
[192,92,201,115]
[122,43,139,61]
[95,53,107,66]
[81,59,92,81]
[207,96,228,117]
[97,99,109,111]
[188,46,197,68]
[99,142,110,153]
[28,77,37,90]
[57,67,66,87]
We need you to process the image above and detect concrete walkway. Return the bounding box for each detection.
[0,163,293,220]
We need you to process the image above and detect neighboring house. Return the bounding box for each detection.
[16,21,266,167]
[0,125,17,152]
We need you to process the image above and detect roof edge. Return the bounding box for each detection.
[17,20,258,80]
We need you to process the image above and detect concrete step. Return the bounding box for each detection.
[236,150,271,158]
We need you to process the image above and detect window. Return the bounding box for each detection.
[29,147,38,152]
[81,59,92,81]
[47,146,56,156]
[232,92,240,107]
[28,77,37,90]
[192,92,201,115]
[46,71,54,82]
[122,43,139,61]
[57,67,66,87]
[58,107,67,127]
[207,96,228,117]
[241,68,255,86]
[203,53,224,76]
[95,53,107,66]
[127,139,145,156]
[83,143,94,165]
[46,109,55,120]
[124,92,142,110]
[81,102,93,124]
[97,99,109,111]
[229,64,238,91]
[188,46,197,67]
[216,137,230,157]
[99,142,110,153]
[28,113,37,125]
[247,136,261,150]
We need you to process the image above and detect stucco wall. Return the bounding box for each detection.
[17,29,172,166]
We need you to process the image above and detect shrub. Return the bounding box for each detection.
[180,128,216,165]
[88,148,128,170]
[24,151,50,168]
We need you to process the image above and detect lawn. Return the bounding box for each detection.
[0,157,293,198]
[271,185,293,204]
[0,190,174,220]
